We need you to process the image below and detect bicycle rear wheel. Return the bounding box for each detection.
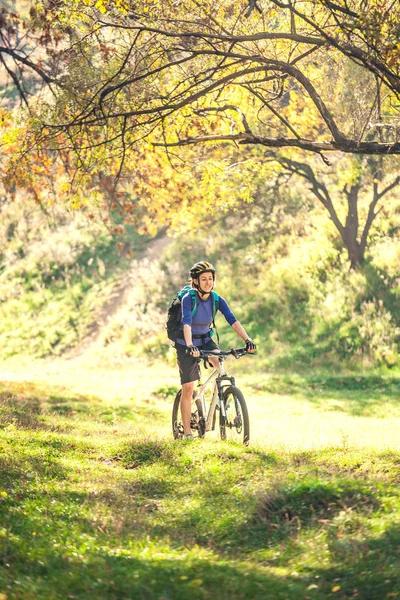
[219,386,250,445]
[172,390,205,440]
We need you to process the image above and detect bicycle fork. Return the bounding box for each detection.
[204,385,220,432]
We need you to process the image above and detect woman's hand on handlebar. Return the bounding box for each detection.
[186,345,200,357]
[245,339,257,353]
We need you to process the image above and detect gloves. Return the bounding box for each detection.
[245,339,256,352]
[186,345,198,355]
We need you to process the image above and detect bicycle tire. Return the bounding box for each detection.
[172,390,205,440]
[219,386,250,445]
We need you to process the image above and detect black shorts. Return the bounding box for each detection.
[176,339,219,384]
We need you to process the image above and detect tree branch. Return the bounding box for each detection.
[97,21,327,47]
[0,47,58,85]
[276,156,345,236]
[0,54,29,107]
[376,175,400,200]
[66,50,345,145]
[267,0,400,95]
[359,175,400,256]
[153,133,400,155]
[243,84,301,139]
[194,105,253,135]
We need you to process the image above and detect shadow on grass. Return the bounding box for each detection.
[0,382,102,431]
[0,381,163,431]
[113,441,396,561]
[248,478,380,539]
[0,391,42,429]
[118,439,280,470]
[0,541,314,600]
[0,436,399,598]
[160,475,385,554]
[310,524,400,600]
[1,491,399,600]
[124,477,173,499]
[0,452,70,488]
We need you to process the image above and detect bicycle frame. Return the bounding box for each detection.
[193,358,235,432]
[172,347,251,443]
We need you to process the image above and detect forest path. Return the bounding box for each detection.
[68,234,171,358]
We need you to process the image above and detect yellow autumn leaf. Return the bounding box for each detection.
[332,585,341,592]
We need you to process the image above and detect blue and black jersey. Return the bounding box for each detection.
[176,291,237,347]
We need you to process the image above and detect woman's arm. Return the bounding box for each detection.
[231,321,256,353]
[181,293,200,356]
[183,324,200,356]
[218,295,256,351]
[232,320,251,342]
[183,324,193,347]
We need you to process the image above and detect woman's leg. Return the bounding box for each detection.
[203,339,220,370]
[181,381,195,435]
[208,356,220,369]
[176,345,200,436]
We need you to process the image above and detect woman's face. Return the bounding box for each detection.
[197,271,215,293]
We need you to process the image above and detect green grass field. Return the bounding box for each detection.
[0,357,400,599]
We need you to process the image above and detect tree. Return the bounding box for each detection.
[2,2,400,152]
[1,0,400,241]
[0,1,63,105]
[24,0,400,160]
[274,154,400,267]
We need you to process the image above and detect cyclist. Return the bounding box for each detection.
[176,261,256,439]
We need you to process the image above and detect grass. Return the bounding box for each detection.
[0,209,152,360]
[0,357,400,599]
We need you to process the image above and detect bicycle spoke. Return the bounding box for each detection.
[172,391,205,439]
[172,348,252,443]
[219,386,250,445]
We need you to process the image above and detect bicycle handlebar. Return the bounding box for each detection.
[188,347,254,359]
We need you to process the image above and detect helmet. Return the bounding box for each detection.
[190,261,216,279]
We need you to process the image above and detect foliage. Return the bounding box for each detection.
[1,146,399,367]
[0,194,143,358]
[25,0,400,155]
[1,0,400,243]
[157,193,400,369]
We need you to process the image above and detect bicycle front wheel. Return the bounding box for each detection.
[172,390,205,440]
[219,386,250,445]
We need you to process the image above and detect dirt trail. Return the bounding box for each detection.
[69,235,171,358]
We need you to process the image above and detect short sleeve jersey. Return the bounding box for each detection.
[176,292,237,347]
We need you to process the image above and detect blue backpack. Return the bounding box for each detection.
[166,285,219,344]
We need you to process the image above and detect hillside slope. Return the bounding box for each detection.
[1,193,399,370]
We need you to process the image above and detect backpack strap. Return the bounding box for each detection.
[185,290,219,342]
[177,285,192,300]
[189,289,197,317]
[211,291,219,320]
[211,291,220,344]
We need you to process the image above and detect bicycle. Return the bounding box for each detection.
[172,347,252,445]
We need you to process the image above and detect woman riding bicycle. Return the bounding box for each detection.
[176,261,256,439]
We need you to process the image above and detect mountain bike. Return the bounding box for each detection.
[172,347,251,445]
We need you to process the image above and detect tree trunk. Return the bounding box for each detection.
[341,230,364,268]
[342,183,363,268]
[276,157,400,269]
